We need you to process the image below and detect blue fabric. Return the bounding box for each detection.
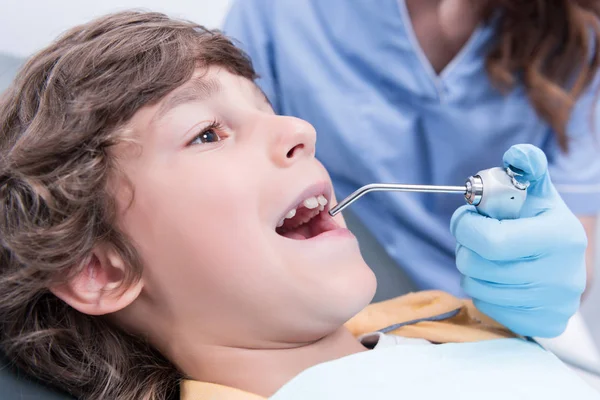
[224,0,600,296]
[377,308,461,334]
[451,145,587,337]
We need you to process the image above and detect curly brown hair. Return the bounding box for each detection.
[0,11,256,400]
[486,0,600,151]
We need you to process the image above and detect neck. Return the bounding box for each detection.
[173,326,367,397]
[438,0,491,36]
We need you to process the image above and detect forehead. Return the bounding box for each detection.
[154,68,271,120]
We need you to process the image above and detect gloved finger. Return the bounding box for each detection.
[502,144,559,200]
[461,276,573,308]
[455,244,538,284]
[451,205,561,260]
[472,298,572,338]
[457,243,587,285]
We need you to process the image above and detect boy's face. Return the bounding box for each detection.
[114,67,376,349]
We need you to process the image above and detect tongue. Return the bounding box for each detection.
[282,220,313,239]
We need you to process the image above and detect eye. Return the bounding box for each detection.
[188,121,225,146]
[191,129,221,145]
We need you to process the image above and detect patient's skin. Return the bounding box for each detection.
[51,67,377,396]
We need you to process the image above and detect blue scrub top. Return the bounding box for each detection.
[224,0,600,296]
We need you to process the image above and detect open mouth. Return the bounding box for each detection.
[275,192,341,240]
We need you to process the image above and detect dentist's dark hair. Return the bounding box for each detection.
[486,0,600,151]
[0,11,256,400]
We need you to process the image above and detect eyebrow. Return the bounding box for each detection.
[155,76,222,121]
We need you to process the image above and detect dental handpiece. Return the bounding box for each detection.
[329,167,530,220]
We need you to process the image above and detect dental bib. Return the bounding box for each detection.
[269,338,600,399]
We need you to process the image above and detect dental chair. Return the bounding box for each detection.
[0,354,73,399]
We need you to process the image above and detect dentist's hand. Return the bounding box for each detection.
[450,144,587,338]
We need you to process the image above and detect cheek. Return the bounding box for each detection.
[119,164,276,304]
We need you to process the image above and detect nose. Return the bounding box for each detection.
[267,116,316,167]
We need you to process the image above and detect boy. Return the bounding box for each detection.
[0,11,596,400]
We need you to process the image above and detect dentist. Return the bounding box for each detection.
[224,0,600,337]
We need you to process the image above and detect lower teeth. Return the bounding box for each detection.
[279,209,321,232]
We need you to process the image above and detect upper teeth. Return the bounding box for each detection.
[303,197,319,209]
[303,195,328,209]
[277,194,328,228]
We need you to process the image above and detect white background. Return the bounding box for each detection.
[0,0,233,57]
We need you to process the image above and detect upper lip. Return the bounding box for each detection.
[276,181,333,224]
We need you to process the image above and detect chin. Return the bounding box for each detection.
[280,258,377,343]
[323,258,378,322]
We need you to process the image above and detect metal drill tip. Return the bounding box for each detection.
[328,183,466,217]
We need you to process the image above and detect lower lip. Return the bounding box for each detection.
[310,227,355,241]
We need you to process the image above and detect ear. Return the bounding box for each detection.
[51,243,144,316]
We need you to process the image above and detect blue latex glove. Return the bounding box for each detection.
[450,144,587,338]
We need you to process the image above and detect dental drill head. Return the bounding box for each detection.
[464,167,529,220]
